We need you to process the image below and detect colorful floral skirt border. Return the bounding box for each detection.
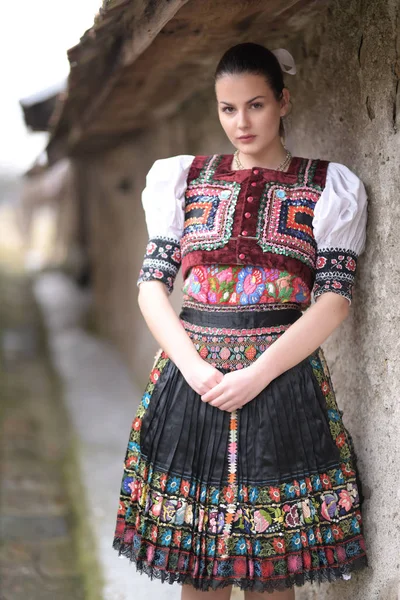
[113,308,368,591]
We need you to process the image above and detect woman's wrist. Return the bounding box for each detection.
[248,353,274,388]
[174,348,202,375]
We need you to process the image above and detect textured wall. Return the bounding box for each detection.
[81,0,399,597]
[287,2,400,598]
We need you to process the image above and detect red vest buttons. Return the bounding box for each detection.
[239,253,246,260]
[247,196,254,203]
[241,230,248,236]
[244,212,251,218]
[251,181,257,187]
[253,169,259,175]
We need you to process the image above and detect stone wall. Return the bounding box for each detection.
[79,0,399,597]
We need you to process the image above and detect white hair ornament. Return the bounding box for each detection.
[271,48,297,75]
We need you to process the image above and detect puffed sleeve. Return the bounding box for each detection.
[312,162,368,304]
[137,154,195,294]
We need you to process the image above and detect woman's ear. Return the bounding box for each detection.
[280,88,291,117]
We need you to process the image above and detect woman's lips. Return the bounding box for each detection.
[238,135,256,144]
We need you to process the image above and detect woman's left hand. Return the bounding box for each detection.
[201,365,270,412]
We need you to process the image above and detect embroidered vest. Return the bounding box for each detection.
[180,154,329,289]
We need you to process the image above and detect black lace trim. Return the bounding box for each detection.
[113,538,368,592]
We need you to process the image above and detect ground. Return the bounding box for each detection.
[0,271,87,600]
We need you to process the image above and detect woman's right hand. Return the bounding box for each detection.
[137,282,224,396]
[180,356,224,396]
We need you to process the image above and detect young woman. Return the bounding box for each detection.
[113,43,368,599]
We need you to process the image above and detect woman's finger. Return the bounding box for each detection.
[215,370,224,383]
[217,400,236,412]
[210,394,228,407]
[201,381,225,402]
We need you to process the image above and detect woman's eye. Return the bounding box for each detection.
[221,104,262,113]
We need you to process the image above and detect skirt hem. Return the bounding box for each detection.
[112,537,368,592]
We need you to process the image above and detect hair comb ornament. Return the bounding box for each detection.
[271,49,297,75]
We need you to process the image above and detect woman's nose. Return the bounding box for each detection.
[237,110,250,129]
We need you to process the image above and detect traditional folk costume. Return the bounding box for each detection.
[113,153,368,592]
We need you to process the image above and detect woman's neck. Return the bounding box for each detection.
[233,139,290,171]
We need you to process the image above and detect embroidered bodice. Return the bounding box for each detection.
[137,154,367,305]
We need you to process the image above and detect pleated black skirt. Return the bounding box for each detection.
[113,305,367,592]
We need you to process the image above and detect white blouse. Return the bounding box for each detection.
[141,155,368,258]
[141,155,194,241]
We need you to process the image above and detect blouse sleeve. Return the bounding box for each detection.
[312,162,368,304]
[137,154,195,294]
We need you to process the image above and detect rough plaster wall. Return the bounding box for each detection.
[79,123,184,380]
[286,1,400,599]
[81,0,399,597]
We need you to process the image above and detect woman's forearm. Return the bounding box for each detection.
[250,292,350,384]
[137,281,200,372]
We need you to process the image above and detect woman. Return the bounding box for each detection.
[113,43,368,599]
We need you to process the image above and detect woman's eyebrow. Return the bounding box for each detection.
[219,95,266,105]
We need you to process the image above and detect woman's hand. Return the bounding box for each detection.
[180,356,224,396]
[201,365,270,412]
[138,283,224,396]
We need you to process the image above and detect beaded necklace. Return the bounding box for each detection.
[233,148,292,172]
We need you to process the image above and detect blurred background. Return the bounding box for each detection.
[0,0,99,266]
[0,1,399,599]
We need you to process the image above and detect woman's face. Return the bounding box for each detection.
[215,72,290,155]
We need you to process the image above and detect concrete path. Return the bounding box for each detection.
[33,272,183,600]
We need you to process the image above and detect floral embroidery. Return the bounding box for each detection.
[183,266,210,303]
[180,318,291,370]
[182,264,311,309]
[313,248,358,302]
[237,267,265,304]
[137,236,181,294]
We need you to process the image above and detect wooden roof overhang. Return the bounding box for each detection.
[48,0,329,159]
[20,81,66,132]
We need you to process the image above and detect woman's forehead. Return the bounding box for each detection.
[215,73,273,101]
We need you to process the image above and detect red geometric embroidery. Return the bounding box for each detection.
[286,205,314,237]
[184,201,212,227]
